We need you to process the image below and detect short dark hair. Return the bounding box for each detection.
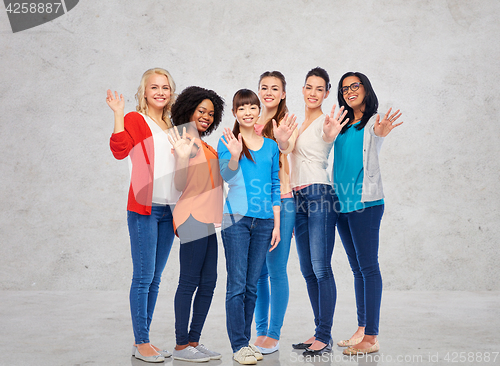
[171,86,224,137]
[337,72,378,134]
[305,67,331,91]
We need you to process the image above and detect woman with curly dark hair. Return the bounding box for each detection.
[168,86,225,362]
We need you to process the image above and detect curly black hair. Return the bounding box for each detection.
[171,86,225,137]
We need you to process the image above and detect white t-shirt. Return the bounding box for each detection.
[142,114,181,204]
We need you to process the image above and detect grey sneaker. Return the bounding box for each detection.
[233,346,257,365]
[172,346,210,362]
[195,344,222,360]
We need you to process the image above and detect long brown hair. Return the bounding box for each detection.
[259,71,288,140]
[259,71,288,168]
[232,89,260,163]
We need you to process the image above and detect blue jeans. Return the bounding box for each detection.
[336,204,384,336]
[255,198,295,340]
[221,214,274,353]
[127,204,175,344]
[294,184,339,344]
[174,216,218,345]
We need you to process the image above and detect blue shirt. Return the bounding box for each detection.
[334,122,384,213]
[218,137,280,219]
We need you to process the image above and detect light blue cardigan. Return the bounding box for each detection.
[360,114,385,202]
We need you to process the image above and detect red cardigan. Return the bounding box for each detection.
[110,112,155,215]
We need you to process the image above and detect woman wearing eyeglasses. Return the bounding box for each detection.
[333,72,403,355]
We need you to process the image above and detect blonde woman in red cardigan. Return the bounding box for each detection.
[107,68,180,363]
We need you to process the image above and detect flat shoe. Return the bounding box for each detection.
[292,342,312,349]
[134,348,165,363]
[256,342,279,354]
[132,345,171,358]
[302,342,332,356]
[337,336,363,347]
[343,341,380,355]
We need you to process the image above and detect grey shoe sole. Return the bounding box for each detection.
[172,355,210,362]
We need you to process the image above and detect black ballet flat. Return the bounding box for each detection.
[302,342,332,356]
[292,342,312,350]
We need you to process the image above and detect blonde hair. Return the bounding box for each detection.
[135,68,177,127]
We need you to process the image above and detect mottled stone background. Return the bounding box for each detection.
[0,0,498,292]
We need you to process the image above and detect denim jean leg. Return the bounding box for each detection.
[255,258,270,337]
[337,212,366,328]
[295,191,319,328]
[294,185,337,344]
[266,197,294,340]
[222,215,252,353]
[175,218,217,345]
[189,231,217,343]
[345,205,384,335]
[223,215,273,353]
[146,205,175,332]
[128,205,175,344]
[244,218,274,343]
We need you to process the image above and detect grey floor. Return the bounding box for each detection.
[2,241,499,366]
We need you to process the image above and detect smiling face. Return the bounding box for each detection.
[144,73,171,111]
[258,76,285,110]
[342,75,366,111]
[303,75,329,109]
[233,103,260,129]
[190,99,215,134]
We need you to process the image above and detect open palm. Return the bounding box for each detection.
[168,126,195,160]
[374,108,403,137]
[323,105,349,142]
[273,113,298,146]
[106,89,124,113]
[221,128,243,158]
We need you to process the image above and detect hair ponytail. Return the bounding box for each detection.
[232,120,255,162]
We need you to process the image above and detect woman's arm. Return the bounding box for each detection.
[106,89,125,134]
[108,91,141,160]
[269,205,280,252]
[220,128,242,171]
[269,142,281,251]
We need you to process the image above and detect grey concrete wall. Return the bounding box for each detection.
[0,0,498,291]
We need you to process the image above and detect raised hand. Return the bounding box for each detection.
[273,113,298,148]
[374,108,403,137]
[106,89,124,113]
[323,105,349,142]
[167,126,195,160]
[221,127,243,158]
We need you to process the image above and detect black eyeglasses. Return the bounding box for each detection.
[340,82,363,95]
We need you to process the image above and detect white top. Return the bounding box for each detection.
[290,114,334,188]
[142,114,181,204]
